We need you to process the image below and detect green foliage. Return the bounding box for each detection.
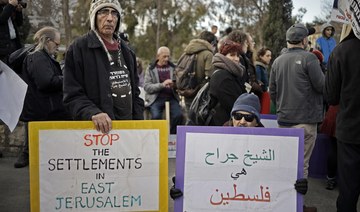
[25,0,322,64]
[71,0,92,38]
[122,0,208,62]
[262,0,294,59]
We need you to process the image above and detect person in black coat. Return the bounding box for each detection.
[0,0,23,64]
[14,26,71,168]
[324,29,360,212]
[64,0,144,134]
[209,39,246,126]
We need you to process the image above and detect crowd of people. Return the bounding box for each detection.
[1,0,360,211]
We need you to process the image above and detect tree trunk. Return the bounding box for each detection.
[156,0,162,51]
[62,0,72,47]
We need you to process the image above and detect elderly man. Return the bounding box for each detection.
[64,0,144,134]
[144,46,183,134]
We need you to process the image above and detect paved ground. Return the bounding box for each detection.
[1,157,359,212]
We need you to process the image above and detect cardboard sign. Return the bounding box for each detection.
[29,120,168,212]
[174,126,304,212]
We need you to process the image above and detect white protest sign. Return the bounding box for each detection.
[175,127,304,212]
[29,120,169,212]
[39,129,159,211]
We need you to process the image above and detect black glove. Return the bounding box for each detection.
[170,176,183,199]
[294,178,308,195]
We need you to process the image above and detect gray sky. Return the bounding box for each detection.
[293,0,322,23]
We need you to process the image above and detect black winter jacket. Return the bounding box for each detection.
[63,30,144,120]
[21,50,70,121]
[324,31,360,144]
[0,3,22,59]
[209,53,246,126]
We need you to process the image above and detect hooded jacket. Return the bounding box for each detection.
[183,39,214,87]
[315,23,336,65]
[63,30,144,120]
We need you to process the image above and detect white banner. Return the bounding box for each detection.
[39,129,160,211]
[336,0,360,39]
[182,132,299,211]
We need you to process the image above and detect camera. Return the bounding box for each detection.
[18,0,27,8]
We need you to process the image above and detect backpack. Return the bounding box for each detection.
[186,81,217,126]
[174,53,199,98]
[8,44,36,74]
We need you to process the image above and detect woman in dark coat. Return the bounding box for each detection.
[209,40,246,126]
[15,26,70,168]
[21,27,70,122]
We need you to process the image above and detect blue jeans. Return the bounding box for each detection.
[149,97,183,134]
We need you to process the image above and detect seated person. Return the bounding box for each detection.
[225,92,264,127]
[170,93,308,199]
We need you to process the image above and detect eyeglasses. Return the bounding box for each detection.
[232,113,256,122]
[97,8,119,18]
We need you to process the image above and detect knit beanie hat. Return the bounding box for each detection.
[219,39,242,56]
[231,93,261,123]
[89,0,122,33]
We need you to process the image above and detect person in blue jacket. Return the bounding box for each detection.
[315,23,336,67]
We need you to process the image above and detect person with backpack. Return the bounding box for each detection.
[14,26,71,168]
[208,39,247,126]
[176,31,215,113]
[144,46,183,134]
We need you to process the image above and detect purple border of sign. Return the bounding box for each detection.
[260,114,277,120]
[174,126,304,212]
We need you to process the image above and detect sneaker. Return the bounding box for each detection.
[326,178,337,190]
[14,152,29,168]
[303,205,317,212]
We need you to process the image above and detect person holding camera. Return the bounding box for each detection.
[0,0,24,64]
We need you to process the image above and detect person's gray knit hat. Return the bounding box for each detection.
[231,93,261,123]
[89,0,122,33]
